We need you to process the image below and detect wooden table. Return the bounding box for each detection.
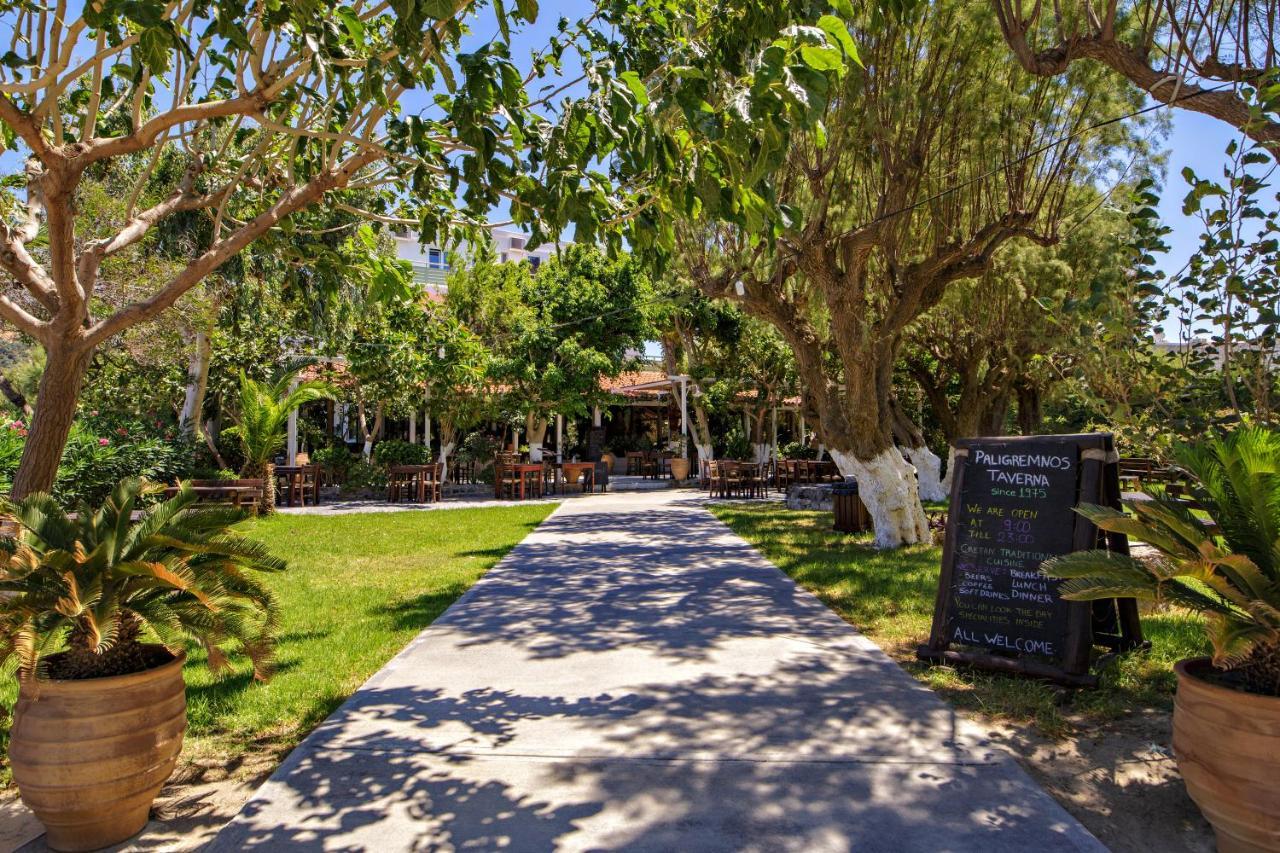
[274,465,321,507]
[558,462,596,494]
[496,463,545,500]
[387,464,442,503]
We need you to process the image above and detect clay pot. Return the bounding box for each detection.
[669,458,691,481]
[9,649,187,852]
[1173,657,1280,853]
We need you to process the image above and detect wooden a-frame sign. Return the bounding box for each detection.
[917,433,1146,687]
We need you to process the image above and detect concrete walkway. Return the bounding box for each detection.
[211,490,1102,852]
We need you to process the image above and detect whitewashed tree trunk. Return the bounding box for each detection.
[694,443,714,462]
[903,444,948,502]
[941,446,958,495]
[525,415,549,462]
[358,402,382,462]
[439,442,456,483]
[437,422,458,483]
[828,447,929,549]
[751,442,772,463]
[178,330,212,436]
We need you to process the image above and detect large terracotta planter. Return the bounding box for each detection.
[669,458,691,481]
[1173,657,1280,853]
[9,649,188,852]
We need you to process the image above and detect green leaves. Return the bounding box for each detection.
[0,478,284,682]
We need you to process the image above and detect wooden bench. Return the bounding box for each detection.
[165,479,264,515]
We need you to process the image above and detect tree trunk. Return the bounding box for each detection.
[828,446,930,549]
[889,396,948,502]
[692,404,714,460]
[178,330,212,438]
[525,414,549,462]
[438,421,458,483]
[241,459,276,514]
[901,444,948,503]
[11,342,93,500]
[358,401,382,461]
[1016,382,1042,435]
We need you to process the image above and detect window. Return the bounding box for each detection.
[427,248,449,270]
[529,256,541,271]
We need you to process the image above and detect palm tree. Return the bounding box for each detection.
[1042,426,1280,696]
[224,365,337,513]
[0,478,284,682]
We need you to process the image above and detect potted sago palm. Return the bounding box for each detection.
[1,479,284,851]
[1042,426,1280,853]
[224,365,336,513]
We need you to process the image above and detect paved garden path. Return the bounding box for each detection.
[211,489,1103,852]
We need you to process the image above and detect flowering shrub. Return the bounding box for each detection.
[0,414,194,506]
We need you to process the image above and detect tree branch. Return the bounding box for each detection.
[0,291,48,341]
[85,148,382,347]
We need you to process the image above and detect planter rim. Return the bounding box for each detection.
[18,647,186,695]
[1175,655,1280,709]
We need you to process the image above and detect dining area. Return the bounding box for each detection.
[492,453,607,500]
[703,457,840,499]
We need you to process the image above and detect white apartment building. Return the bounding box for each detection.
[392,226,562,295]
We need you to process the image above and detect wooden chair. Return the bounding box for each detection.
[422,463,443,503]
[301,464,322,505]
[719,461,746,498]
[450,458,476,484]
[387,466,419,503]
[494,454,521,499]
[776,459,797,490]
[706,460,724,496]
[625,451,644,475]
[739,462,766,498]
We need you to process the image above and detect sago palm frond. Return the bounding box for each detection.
[1042,426,1280,693]
[0,477,286,682]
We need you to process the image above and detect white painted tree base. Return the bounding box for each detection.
[438,441,456,485]
[903,445,948,502]
[751,443,772,464]
[829,447,930,549]
[941,446,957,495]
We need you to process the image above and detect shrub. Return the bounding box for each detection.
[312,445,356,483]
[0,415,195,507]
[343,460,386,493]
[458,431,501,463]
[779,440,817,460]
[372,439,429,467]
[55,425,196,507]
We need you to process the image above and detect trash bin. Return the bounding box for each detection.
[832,479,871,533]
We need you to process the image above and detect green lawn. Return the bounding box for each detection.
[710,504,1209,736]
[1,504,555,777]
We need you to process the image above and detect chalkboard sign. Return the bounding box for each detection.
[918,433,1145,686]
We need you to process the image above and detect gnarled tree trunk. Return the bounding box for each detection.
[11,340,93,500]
